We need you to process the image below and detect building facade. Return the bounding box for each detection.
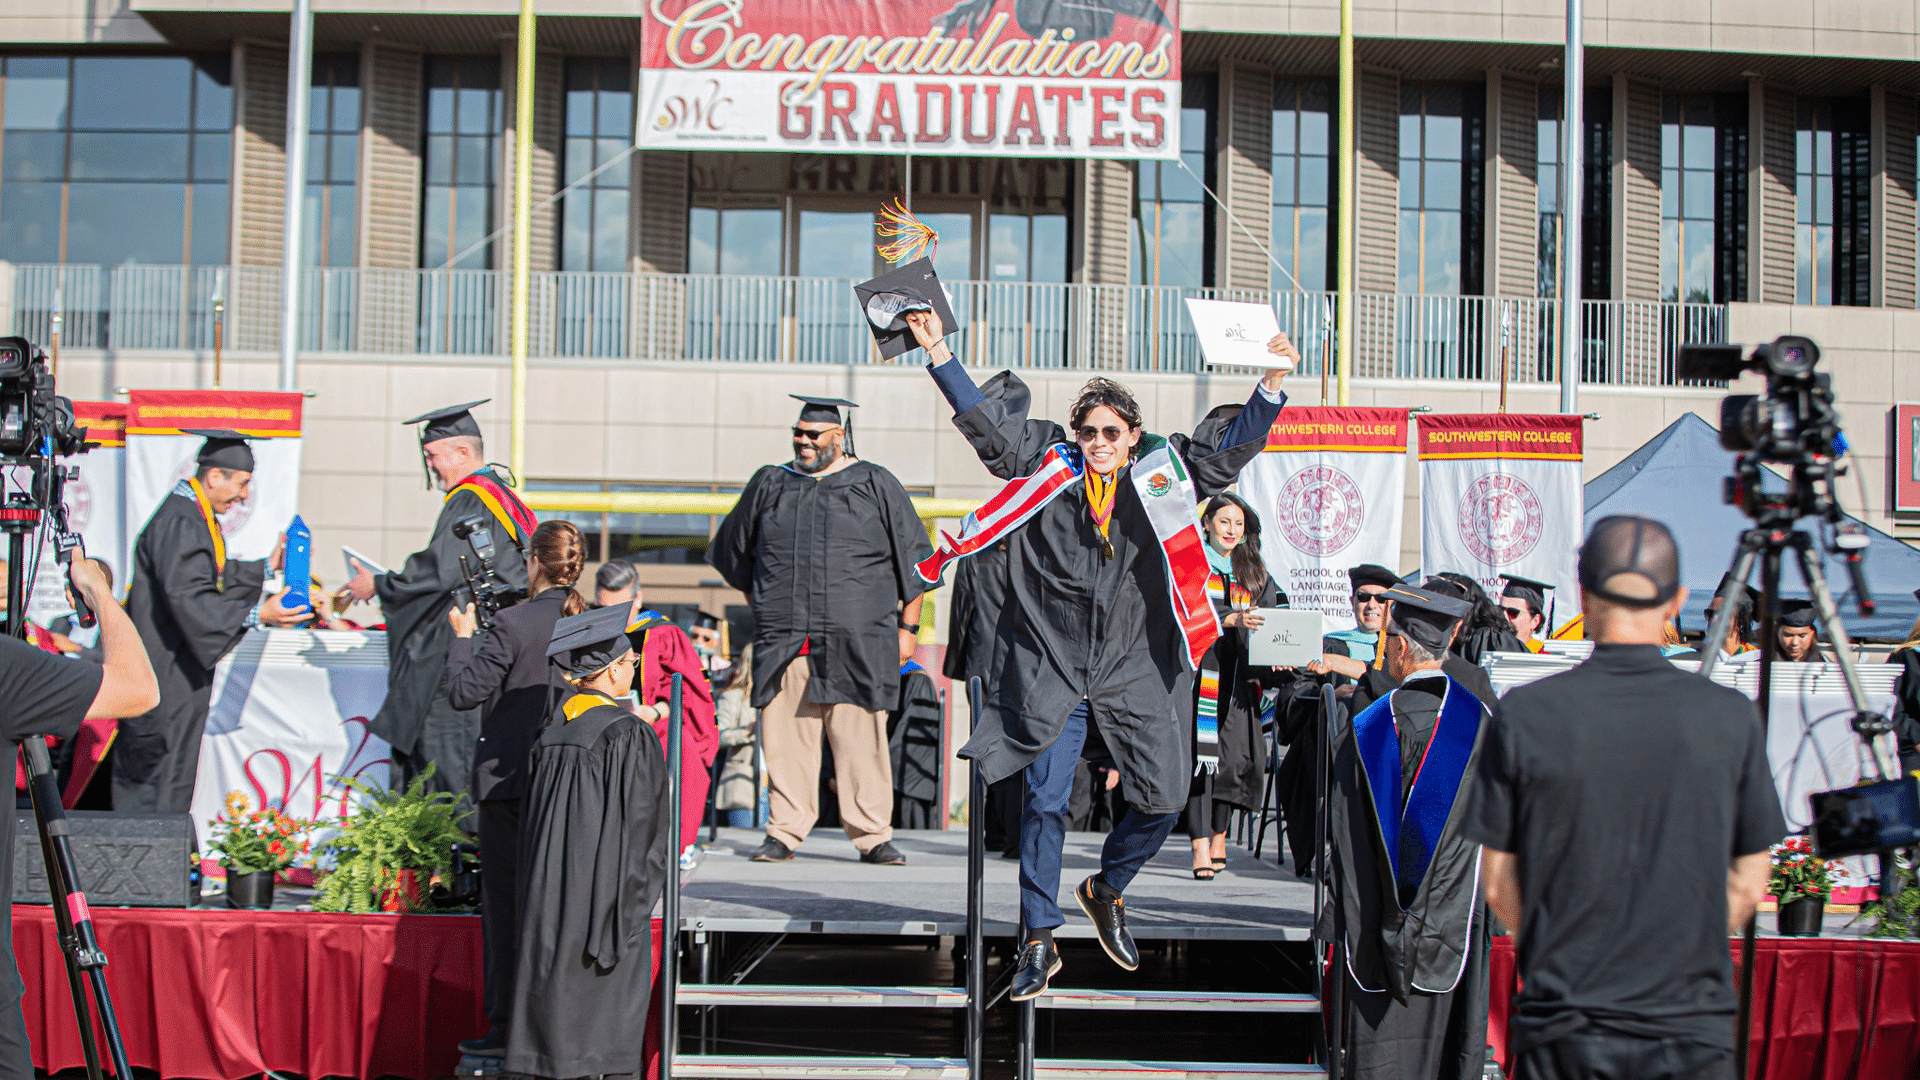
[4,0,1920,634]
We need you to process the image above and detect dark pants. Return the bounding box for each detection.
[1514,1032,1735,1080]
[112,687,212,814]
[1019,701,1178,931]
[477,798,522,1032]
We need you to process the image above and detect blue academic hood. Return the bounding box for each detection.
[1583,413,1919,641]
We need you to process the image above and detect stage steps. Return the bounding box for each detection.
[674,1054,971,1078]
[1030,1062,1324,1079]
[679,984,967,1008]
[1035,988,1319,1013]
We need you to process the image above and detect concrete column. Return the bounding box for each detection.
[1871,87,1918,309]
[1485,68,1539,299]
[499,46,561,277]
[356,41,423,352]
[1750,80,1797,304]
[1610,74,1660,301]
[232,39,287,270]
[1214,61,1274,293]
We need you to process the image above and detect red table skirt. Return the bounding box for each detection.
[1490,935,1920,1080]
[14,905,663,1080]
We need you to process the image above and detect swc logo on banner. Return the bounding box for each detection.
[638,0,1181,159]
[125,390,303,563]
[1238,407,1408,633]
[24,401,127,625]
[1417,413,1584,632]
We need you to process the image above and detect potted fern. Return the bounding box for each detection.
[313,768,468,914]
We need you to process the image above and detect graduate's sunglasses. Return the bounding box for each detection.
[791,426,841,441]
[1500,605,1529,619]
[1353,591,1389,606]
[1075,424,1131,443]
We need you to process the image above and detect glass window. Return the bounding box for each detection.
[560,59,632,272]
[1537,86,1613,299]
[1660,93,1746,303]
[421,57,501,269]
[303,54,360,267]
[1133,76,1212,287]
[1271,80,1332,292]
[1795,98,1869,306]
[0,55,231,266]
[1398,83,1485,295]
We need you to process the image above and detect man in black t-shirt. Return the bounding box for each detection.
[0,555,159,1079]
[1461,516,1785,1080]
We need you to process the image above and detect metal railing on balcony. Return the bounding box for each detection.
[3,263,1727,388]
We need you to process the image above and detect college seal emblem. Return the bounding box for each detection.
[1457,472,1544,565]
[1275,464,1365,557]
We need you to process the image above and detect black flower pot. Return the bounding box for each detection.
[225,869,275,910]
[1776,896,1825,937]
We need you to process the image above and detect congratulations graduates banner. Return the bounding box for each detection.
[638,0,1181,158]
[125,390,304,563]
[1417,414,1583,631]
[1238,408,1408,632]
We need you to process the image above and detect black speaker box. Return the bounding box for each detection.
[12,810,196,908]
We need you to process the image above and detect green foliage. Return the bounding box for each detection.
[207,793,311,875]
[312,766,468,914]
[1768,837,1837,901]
[1858,855,1920,939]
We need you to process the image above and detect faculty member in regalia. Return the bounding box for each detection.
[506,604,672,1080]
[1320,583,1490,1080]
[346,401,533,801]
[118,430,311,813]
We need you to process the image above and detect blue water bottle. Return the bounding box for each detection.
[284,515,312,614]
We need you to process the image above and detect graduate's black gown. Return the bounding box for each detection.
[370,469,529,800]
[707,460,930,712]
[1190,576,1282,815]
[118,488,265,813]
[953,372,1267,816]
[506,695,672,1080]
[1320,673,1490,1080]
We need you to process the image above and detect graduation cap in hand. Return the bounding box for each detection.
[183,429,255,472]
[854,258,962,361]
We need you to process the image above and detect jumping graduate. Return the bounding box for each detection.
[506,604,673,1080]
[623,605,718,856]
[346,401,533,800]
[905,308,1292,1000]
[118,430,310,812]
[1321,583,1490,1080]
[1498,575,1554,653]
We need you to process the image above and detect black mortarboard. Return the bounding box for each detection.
[183,429,255,472]
[792,394,859,457]
[1380,583,1472,653]
[1710,572,1761,613]
[853,257,962,361]
[693,610,721,631]
[1499,574,1554,616]
[547,605,636,679]
[1347,564,1400,593]
[404,400,488,443]
[1778,599,1817,628]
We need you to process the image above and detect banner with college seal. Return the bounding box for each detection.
[1417,413,1583,632]
[125,390,304,564]
[637,0,1181,159]
[1237,407,1409,632]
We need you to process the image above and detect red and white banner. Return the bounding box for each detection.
[1418,414,1583,631]
[24,402,128,624]
[638,0,1181,158]
[1238,408,1409,632]
[125,390,303,563]
[191,629,391,837]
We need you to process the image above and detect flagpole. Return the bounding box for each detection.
[1558,0,1584,413]
[278,0,314,392]
[509,0,535,486]
[1335,0,1355,406]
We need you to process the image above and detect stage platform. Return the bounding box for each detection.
[679,827,1316,941]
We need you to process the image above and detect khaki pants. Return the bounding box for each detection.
[761,656,894,852]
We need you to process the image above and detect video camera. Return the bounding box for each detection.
[449,515,521,633]
[0,337,94,629]
[1677,335,1845,467]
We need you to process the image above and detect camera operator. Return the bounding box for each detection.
[1462,515,1785,1080]
[117,431,312,814]
[0,555,159,1077]
[345,401,532,802]
[439,520,588,1062]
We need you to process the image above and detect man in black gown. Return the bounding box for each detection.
[708,395,931,866]
[345,401,532,801]
[507,604,672,1080]
[1321,583,1490,1080]
[117,431,310,813]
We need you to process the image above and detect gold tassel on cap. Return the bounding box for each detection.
[875,197,940,264]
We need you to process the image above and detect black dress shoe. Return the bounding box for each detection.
[1075,876,1139,971]
[860,840,907,865]
[1009,939,1061,1002]
[749,837,794,862]
[457,1031,506,1058]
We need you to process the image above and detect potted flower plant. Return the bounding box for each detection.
[207,792,311,910]
[1769,836,1837,936]
[313,767,468,914]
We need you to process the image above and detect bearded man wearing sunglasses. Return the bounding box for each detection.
[905,308,1294,1000]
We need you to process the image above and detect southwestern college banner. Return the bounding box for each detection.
[190,629,392,837]
[638,0,1181,158]
[125,390,304,563]
[1418,414,1584,631]
[1238,408,1408,632]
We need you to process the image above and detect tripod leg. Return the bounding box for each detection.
[1792,539,1898,778]
[1698,535,1766,679]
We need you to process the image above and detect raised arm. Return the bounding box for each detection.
[1182,334,1297,496]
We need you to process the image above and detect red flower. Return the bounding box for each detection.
[267,840,285,856]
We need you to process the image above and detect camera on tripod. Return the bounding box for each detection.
[449,514,521,632]
[0,336,86,462]
[1676,335,1844,466]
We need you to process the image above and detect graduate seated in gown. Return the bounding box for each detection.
[506,605,673,1080]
